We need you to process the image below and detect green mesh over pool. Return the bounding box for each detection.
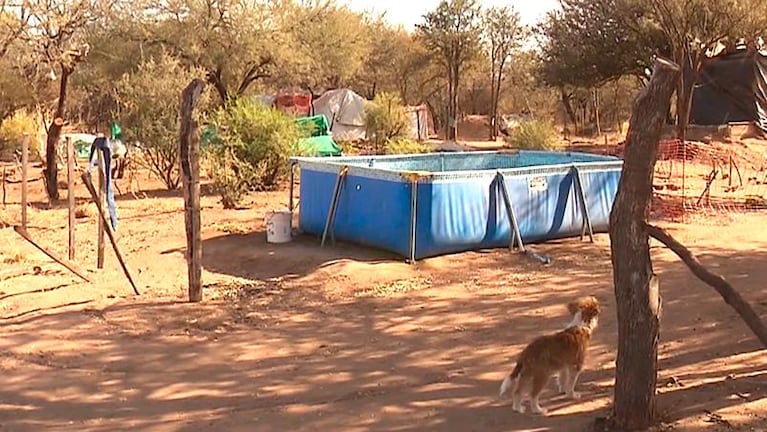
[342,151,612,173]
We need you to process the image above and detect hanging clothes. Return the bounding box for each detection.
[88,137,119,231]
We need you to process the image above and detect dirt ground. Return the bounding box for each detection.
[1,163,766,432]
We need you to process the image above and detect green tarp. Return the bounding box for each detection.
[298,134,342,157]
[296,114,330,137]
[295,114,342,157]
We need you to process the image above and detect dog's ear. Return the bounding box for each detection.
[566,301,580,315]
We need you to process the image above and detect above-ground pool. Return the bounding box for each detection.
[290,150,623,260]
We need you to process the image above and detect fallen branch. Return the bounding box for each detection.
[12,226,90,283]
[81,170,141,296]
[646,223,767,348]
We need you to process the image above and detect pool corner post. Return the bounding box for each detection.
[288,160,296,212]
[402,171,427,265]
[570,165,595,243]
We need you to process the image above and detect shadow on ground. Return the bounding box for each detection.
[1,228,766,431]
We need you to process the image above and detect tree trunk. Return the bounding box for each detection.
[608,57,680,431]
[45,66,72,202]
[447,63,458,141]
[594,88,601,136]
[561,88,577,126]
[492,56,506,141]
[489,52,497,141]
[675,50,702,141]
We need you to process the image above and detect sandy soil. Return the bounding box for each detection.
[0,164,766,432]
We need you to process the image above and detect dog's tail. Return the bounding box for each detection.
[499,362,523,397]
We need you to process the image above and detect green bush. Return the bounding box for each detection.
[505,119,559,150]
[206,99,304,209]
[386,138,432,155]
[365,92,410,154]
[116,54,209,190]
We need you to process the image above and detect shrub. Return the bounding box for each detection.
[386,138,432,155]
[505,119,559,150]
[0,110,42,160]
[365,92,410,154]
[116,54,209,190]
[206,99,304,209]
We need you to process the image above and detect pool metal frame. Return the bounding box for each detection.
[288,150,622,263]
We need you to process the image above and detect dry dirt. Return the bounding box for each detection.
[0,165,766,432]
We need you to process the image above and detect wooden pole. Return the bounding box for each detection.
[13,225,90,282]
[81,170,140,295]
[647,223,767,347]
[96,149,105,269]
[179,78,206,303]
[21,134,28,230]
[2,165,6,208]
[66,137,75,260]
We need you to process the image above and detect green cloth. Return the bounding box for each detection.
[298,135,342,157]
[200,125,219,149]
[296,115,330,138]
[110,122,122,140]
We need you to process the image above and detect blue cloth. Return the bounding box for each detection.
[88,137,118,231]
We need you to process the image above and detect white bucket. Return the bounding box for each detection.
[265,210,292,243]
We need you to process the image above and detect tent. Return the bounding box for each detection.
[404,105,434,141]
[295,114,342,157]
[690,48,767,131]
[311,88,367,141]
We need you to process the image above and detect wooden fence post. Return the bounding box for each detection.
[67,137,75,260]
[97,149,105,269]
[21,134,28,230]
[179,78,206,303]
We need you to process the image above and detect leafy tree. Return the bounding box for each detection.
[538,0,662,88]
[24,0,100,200]
[417,0,482,140]
[116,54,210,190]
[641,0,767,139]
[482,6,525,139]
[288,4,371,93]
[118,0,331,103]
[351,18,413,99]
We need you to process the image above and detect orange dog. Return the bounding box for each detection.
[499,296,601,414]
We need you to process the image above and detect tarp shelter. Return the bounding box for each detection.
[295,114,342,157]
[275,93,312,117]
[311,88,367,141]
[60,133,97,159]
[690,48,767,131]
[404,105,434,141]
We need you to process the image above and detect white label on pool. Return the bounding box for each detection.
[528,176,548,192]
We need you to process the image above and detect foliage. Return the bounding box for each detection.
[0,109,40,159]
[417,0,483,140]
[482,5,526,139]
[504,119,559,150]
[537,0,664,89]
[385,138,432,155]
[287,5,371,91]
[206,99,304,209]
[365,92,410,154]
[117,54,209,190]
[641,0,767,136]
